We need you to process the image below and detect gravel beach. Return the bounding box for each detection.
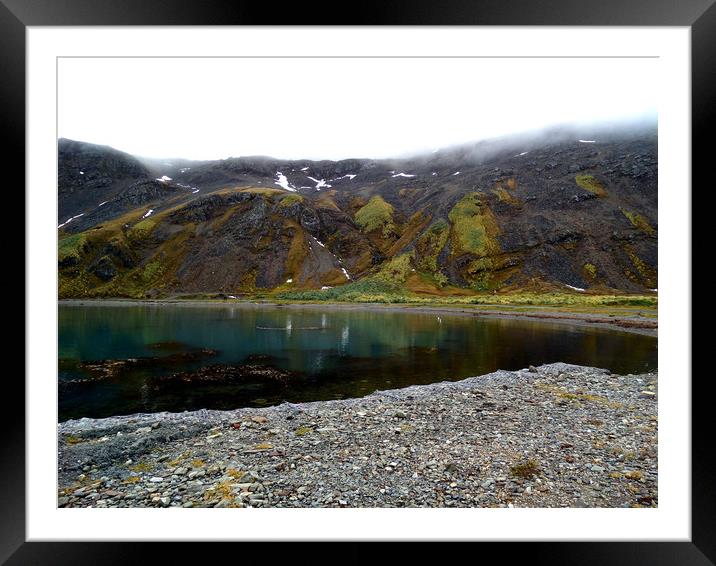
[58,363,658,509]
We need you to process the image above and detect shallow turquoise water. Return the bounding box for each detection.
[58,304,657,421]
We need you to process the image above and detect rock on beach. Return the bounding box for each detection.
[57,363,658,509]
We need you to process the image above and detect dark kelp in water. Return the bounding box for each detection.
[157,364,298,385]
[64,348,220,382]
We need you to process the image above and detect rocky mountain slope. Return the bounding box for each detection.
[57,125,657,298]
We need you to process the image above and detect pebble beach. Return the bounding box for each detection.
[58,363,658,509]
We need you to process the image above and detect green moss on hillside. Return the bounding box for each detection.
[583,262,597,279]
[128,218,156,240]
[58,218,195,299]
[575,174,608,197]
[355,195,395,237]
[283,222,309,282]
[448,193,502,290]
[58,272,93,298]
[624,244,657,288]
[492,186,521,206]
[374,253,414,284]
[415,220,449,273]
[141,258,164,284]
[448,193,500,258]
[237,187,284,196]
[278,194,304,207]
[622,209,656,236]
[466,257,495,291]
[58,233,87,263]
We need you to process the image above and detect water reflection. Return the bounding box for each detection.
[340,325,350,352]
[58,304,657,421]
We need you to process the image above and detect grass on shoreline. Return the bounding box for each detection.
[92,286,656,314]
[61,277,657,315]
[271,280,656,308]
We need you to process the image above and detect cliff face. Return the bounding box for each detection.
[58,139,152,222]
[57,127,657,298]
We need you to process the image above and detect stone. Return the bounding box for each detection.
[57,363,657,510]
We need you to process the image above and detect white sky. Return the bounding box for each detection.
[58,57,658,161]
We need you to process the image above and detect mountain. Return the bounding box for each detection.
[58,139,152,223]
[57,124,657,299]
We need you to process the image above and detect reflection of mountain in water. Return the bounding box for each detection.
[58,304,657,421]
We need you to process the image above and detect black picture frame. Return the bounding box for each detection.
[7,0,706,562]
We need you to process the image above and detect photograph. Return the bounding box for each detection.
[55,55,660,510]
[10,9,703,557]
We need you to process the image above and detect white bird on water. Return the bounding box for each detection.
[437,316,442,324]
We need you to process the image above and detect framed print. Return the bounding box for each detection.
[8,0,709,562]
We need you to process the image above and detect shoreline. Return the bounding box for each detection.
[58,363,658,509]
[58,298,658,337]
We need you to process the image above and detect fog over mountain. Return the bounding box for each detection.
[58,56,658,161]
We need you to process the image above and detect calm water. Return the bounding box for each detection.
[58,304,657,421]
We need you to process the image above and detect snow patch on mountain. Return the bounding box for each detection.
[274,172,297,192]
[307,176,331,190]
[58,213,84,229]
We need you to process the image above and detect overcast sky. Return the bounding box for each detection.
[58,57,658,161]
